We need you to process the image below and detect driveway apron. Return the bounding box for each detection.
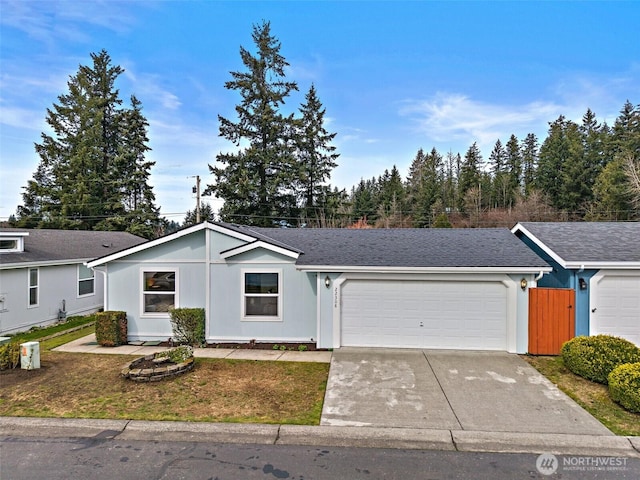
[321,348,612,436]
[321,348,460,429]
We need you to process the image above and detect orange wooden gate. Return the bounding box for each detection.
[528,288,575,355]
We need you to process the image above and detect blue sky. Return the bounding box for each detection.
[1,1,639,222]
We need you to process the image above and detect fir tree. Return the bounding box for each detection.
[209,21,299,226]
[16,50,159,236]
[295,84,339,222]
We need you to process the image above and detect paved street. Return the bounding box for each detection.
[2,436,639,480]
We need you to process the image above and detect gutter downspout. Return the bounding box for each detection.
[534,270,544,282]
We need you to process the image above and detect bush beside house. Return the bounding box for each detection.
[560,335,640,384]
[95,311,128,347]
[169,308,205,346]
[608,363,640,414]
[0,341,20,370]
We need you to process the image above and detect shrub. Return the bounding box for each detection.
[95,311,128,347]
[155,345,194,363]
[608,362,640,413]
[561,335,640,384]
[169,308,205,346]
[0,341,20,370]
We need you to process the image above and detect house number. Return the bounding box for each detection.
[334,287,339,308]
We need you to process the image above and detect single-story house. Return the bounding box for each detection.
[512,222,640,346]
[87,222,551,353]
[0,228,145,334]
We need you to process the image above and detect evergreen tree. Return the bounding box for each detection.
[590,157,634,220]
[184,202,217,225]
[536,116,585,212]
[352,178,376,223]
[488,139,507,208]
[405,148,442,227]
[458,142,483,210]
[504,134,522,207]
[521,133,539,196]
[16,50,159,236]
[295,84,339,221]
[96,95,161,238]
[209,21,299,226]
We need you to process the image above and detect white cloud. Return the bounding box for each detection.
[399,93,562,148]
[0,0,138,45]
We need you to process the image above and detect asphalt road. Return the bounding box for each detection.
[1,436,639,480]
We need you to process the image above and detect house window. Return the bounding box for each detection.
[78,264,95,297]
[0,239,18,250]
[0,234,25,253]
[28,268,38,307]
[242,270,281,320]
[142,270,176,314]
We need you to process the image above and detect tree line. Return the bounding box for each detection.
[11,23,640,237]
[346,103,640,229]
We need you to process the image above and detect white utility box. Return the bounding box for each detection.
[20,341,40,370]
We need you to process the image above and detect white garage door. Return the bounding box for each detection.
[341,279,508,350]
[592,274,640,346]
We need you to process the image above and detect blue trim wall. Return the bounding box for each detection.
[515,231,598,337]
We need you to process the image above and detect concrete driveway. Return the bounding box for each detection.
[321,348,612,435]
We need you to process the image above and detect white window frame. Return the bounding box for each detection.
[241,268,282,322]
[28,267,39,308]
[0,233,26,253]
[140,268,178,317]
[77,264,95,298]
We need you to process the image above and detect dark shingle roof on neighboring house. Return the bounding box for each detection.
[0,228,147,267]
[515,222,640,264]
[222,224,549,269]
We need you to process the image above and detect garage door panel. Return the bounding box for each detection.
[593,275,640,346]
[341,279,508,350]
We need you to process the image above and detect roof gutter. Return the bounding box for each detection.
[295,265,553,274]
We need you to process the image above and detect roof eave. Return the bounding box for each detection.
[511,223,569,268]
[563,262,640,270]
[295,265,552,274]
[221,240,300,260]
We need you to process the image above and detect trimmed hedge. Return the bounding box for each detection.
[561,335,640,384]
[169,308,205,346]
[95,311,128,347]
[0,341,20,370]
[608,362,640,413]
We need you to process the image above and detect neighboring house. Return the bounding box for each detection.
[87,222,550,353]
[512,222,640,346]
[0,228,146,334]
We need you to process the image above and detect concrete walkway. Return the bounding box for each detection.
[53,334,332,363]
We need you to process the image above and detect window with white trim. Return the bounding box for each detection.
[78,264,95,297]
[28,267,38,307]
[142,270,176,314]
[242,270,281,320]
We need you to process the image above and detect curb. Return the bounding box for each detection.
[1,417,639,457]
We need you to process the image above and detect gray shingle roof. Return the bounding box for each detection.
[517,222,640,263]
[222,224,549,268]
[0,228,146,266]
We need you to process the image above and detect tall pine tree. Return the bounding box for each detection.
[209,21,299,226]
[295,84,339,222]
[16,50,159,237]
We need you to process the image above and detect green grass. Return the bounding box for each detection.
[7,315,96,344]
[524,355,640,436]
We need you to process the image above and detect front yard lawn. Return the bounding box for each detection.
[0,350,328,425]
[524,355,640,436]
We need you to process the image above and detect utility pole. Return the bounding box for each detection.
[191,175,201,223]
